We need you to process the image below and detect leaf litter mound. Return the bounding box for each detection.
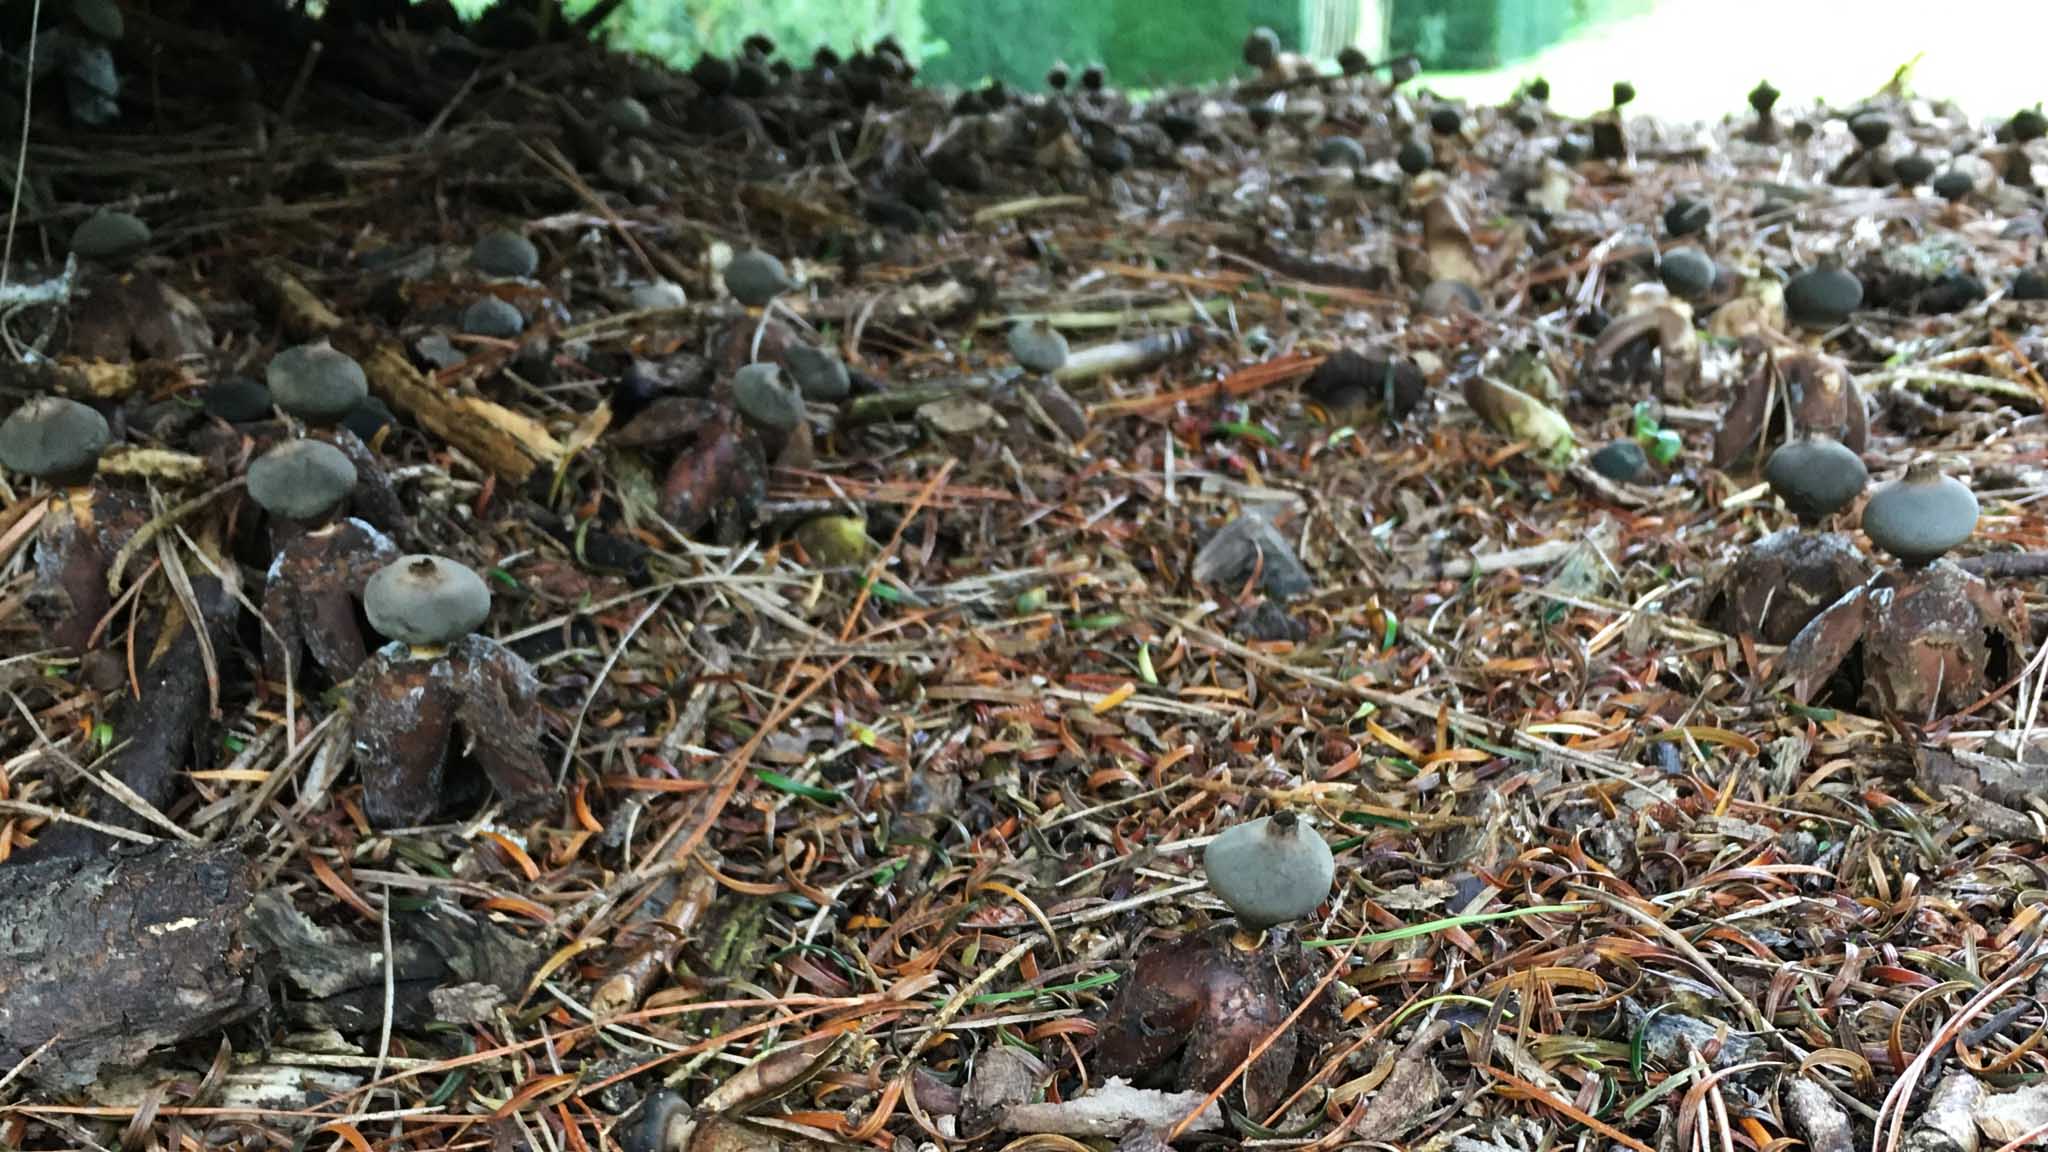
[7,7,2048,1152]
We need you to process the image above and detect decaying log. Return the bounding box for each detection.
[0,842,264,1090]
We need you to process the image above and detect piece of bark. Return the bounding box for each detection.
[1904,1071,1981,1152]
[1002,1078,1222,1137]
[247,892,538,1034]
[963,1046,1047,1136]
[27,573,238,859]
[1919,745,2048,814]
[1784,1078,1853,1152]
[0,842,265,1090]
[1355,1019,1451,1144]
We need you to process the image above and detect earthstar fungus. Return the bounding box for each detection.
[349,556,551,828]
[1093,812,1335,1117]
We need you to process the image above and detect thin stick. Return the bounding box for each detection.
[1,0,42,291]
[554,587,671,786]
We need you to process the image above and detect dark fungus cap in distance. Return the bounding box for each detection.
[785,342,852,402]
[267,342,370,423]
[1784,267,1863,328]
[1243,27,1280,70]
[461,296,526,339]
[1007,320,1069,374]
[724,249,795,307]
[1862,460,1979,566]
[1203,812,1336,929]
[471,230,539,279]
[1765,437,1868,523]
[247,439,358,522]
[0,397,110,479]
[70,210,150,263]
[1659,247,1716,300]
[732,363,804,433]
[364,555,493,648]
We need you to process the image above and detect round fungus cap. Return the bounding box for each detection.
[267,342,369,423]
[0,396,110,480]
[1315,136,1367,171]
[627,280,688,311]
[472,230,539,279]
[1396,136,1433,175]
[1203,812,1336,929]
[247,439,357,521]
[1336,45,1370,77]
[76,0,126,39]
[364,555,492,648]
[732,363,804,432]
[724,249,795,308]
[1242,27,1281,70]
[1848,110,1892,149]
[1658,247,1716,300]
[1893,153,1936,187]
[1612,81,1636,108]
[204,377,273,424]
[785,342,851,402]
[1663,197,1710,237]
[1748,80,1780,115]
[461,296,526,339]
[1862,460,1979,566]
[1932,168,1975,202]
[1589,439,1648,484]
[1428,105,1463,136]
[1783,266,1863,329]
[607,96,653,135]
[1007,320,1069,374]
[70,210,150,263]
[1765,437,1868,524]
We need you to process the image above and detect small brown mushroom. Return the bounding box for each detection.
[1780,463,2014,720]
[350,556,551,828]
[1590,287,1700,399]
